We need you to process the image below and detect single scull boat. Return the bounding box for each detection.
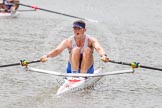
[26,67,134,95]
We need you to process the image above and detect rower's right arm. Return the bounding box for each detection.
[40,38,71,62]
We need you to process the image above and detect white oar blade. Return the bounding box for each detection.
[26,67,134,77]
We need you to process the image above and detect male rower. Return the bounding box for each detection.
[40,20,109,74]
[0,0,8,12]
[3,0,19,12]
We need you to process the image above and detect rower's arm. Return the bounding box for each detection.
[91,37,109,62]
[91,37,106,57]
[46,39,69,58]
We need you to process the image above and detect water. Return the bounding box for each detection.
[0,0,162,108]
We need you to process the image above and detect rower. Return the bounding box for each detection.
[3,0,19,12]
[0,0,8,12]
[40,20,109,74]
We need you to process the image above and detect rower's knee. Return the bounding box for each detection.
[71,47,81,56]
[82,47,92,58]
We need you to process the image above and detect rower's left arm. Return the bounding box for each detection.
[91,37,109,62]
[91,38,105,56]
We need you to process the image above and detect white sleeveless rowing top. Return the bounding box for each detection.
[69,35,89,54]
[4,0,12,5]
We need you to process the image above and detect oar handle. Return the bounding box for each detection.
[109,60,162,71]
[27,60,40,64]
[0,60,40,68]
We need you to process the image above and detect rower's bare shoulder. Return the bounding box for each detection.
[88,36,98,43]
[64,37,72,48]
[62,37,70,43]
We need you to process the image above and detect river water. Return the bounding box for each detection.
[0,0,162,108]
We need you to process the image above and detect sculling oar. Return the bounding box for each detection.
[14,3,98,22]
[0,60,40,68]
[17,9,37,12]
[109,60,162,71]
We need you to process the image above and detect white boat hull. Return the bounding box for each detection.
[56,68,102,95]
[0,12,19,18]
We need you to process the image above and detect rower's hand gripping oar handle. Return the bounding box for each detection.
[109,60,162,71]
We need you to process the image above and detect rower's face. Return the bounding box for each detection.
[73,27,86,36]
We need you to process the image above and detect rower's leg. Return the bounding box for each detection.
[0,4,2,10]
[80,47,93,73]
[0,4,7,11]
[70,47,81,72]
[0,3,2,7]
[10,5,16,11]
[9,1,19,12]
[14,0,19,10]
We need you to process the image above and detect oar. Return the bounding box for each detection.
[0,60,40,68]
[14,3,98,22]
[109,60,162,71]
[17,9,36,12]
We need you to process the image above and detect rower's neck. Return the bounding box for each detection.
[75,35,85,41]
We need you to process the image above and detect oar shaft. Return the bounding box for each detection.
[16,3,87,21]
[109,60,162,71]
[0,63,20,68]
[0,60,40,68]
[109,60,130,66]
[27,60,40,64]
[37,7,86,20]
[17,10,36,12]
[140,65,162,71]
